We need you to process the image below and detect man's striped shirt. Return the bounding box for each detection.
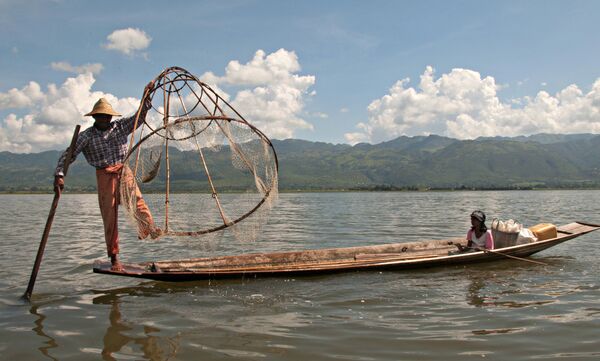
[55,112,146,176]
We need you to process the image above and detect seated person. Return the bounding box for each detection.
[457,210,495,251]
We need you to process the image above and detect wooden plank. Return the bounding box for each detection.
[354,249,450,260]
[558,222,599,235]
[150,247,459,273]
[155,244,459,272]
[153,239,465,270]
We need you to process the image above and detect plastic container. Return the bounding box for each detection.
[528,223,557,241]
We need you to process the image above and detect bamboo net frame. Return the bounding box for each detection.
[120,66,279,239]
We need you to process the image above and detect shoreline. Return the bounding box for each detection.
[3,186,600,195]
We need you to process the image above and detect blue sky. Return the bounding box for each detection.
[1,0,600,152]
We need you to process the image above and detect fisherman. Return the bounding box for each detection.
[54,81,161,271]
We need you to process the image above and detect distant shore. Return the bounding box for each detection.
[3,185,600,195]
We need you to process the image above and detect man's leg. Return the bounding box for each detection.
[120,165,161,239]
[96,168,121,270]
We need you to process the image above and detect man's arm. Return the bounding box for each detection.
[120,81,155,134]
[54,132,87,190]
[485,230,495,250]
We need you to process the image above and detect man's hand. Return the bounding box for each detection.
[54,176,64,192]
[144,81,154,94]
[142,81,154,109]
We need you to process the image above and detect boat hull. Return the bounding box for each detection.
[93,222,599,281]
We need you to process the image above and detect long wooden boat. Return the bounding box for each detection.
[93,221,599,281]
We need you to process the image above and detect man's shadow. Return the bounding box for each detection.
[93,290,180,361]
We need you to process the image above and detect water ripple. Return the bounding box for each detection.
[2,191,600,360]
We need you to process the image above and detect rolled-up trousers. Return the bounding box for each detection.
[96,164,154,257]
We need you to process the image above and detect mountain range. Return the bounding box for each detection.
[1,133,600,192]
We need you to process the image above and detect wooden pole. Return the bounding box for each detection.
[176,94,230,226]
[23,125,81,301]
[470,247,548,266]
[163,83,171,232]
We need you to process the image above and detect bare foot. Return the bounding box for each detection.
[110,255,123,271]
[150,227,164,240]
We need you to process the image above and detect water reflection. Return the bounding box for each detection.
[93,292,180,361]
[29,305,58,361]
[471,327,524,335]
[464,267,558,309]
[465,275,492,307]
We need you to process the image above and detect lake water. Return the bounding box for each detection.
[1,191,599,360]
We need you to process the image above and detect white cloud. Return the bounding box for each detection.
[50,61,104,75]
[0,48,315,152]
[0,73,140,152]
[340,107,349,113]
[0,81,45,110]
[103,28,151,56]
[345,66,600,144]
[201,49,316,139]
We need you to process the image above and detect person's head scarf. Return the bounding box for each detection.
[470,210,487,232]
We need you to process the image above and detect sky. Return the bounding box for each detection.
[1,0,600,152]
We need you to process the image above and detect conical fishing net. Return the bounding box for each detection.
[119,67,278,242]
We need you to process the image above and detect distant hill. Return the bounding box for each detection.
[476,133,598,144]
[2,133,600,192]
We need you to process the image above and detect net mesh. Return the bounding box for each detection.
[119,67,278,243]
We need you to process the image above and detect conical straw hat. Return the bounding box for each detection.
[84,98,121,116]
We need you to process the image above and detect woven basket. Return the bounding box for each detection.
[491,219,520,248]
